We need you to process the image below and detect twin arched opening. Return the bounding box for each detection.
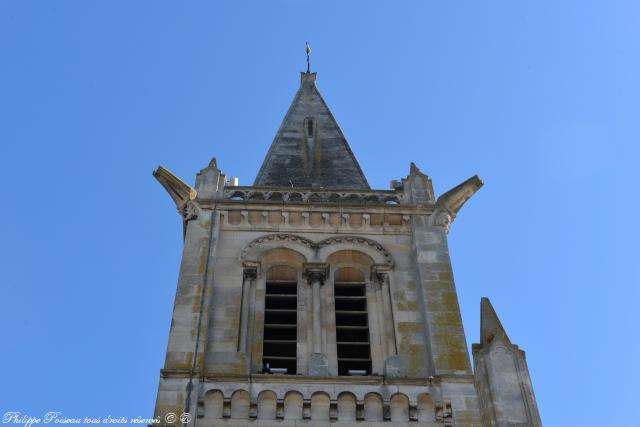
[238,234,395,377]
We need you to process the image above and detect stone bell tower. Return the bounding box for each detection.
[152,68,541,426]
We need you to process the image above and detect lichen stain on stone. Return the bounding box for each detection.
[433,311,462,327]
[432,331,470,371]
[196,352,205,369]
[434,332,465,347]
[252,338,263,355]
[175,393,185,420]
[190,288,202,307]
[398,323,426,374]
[405,344,426,373]
[251,339,263,372]
[393,288,408,309]
[226,305,240,329]
[394,280,418,311]
[206,353,248,375]
[166,352,193,370]
[438,270,453,281]
[441,292,458,306]
[429,279,453,291]
[397,322,421,333]
[396,299,418,311]
[436,351,470,371]
[157,404,182,426]
[197,247,208,274]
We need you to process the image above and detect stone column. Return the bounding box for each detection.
[373,264,407,377]
[380,273,397,356]
[304,263,329,376]
[238,264,258,353]
[312,277,322,354]
[373,265,397,357]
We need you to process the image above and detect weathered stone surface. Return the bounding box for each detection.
[383,355,408,377]
[308,352,329,376]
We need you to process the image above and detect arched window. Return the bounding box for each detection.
[334,267,372,375]
[262,265,298,375]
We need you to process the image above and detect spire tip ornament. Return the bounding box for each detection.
[305,41,311,73]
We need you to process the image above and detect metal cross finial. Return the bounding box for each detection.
[305,42,311,73]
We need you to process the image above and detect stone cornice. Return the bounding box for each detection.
[222,186,412,207]
[436,374,476,384]
[203,201,433,215]
[250,374,385,385]
[160,369,473,386]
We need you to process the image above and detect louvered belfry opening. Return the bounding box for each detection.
[334,267,372,376]
[263,266,298,375]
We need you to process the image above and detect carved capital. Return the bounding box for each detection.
[243,268,257,281]
[303,263,329,285]
[371,263,392,284]
[372,272,387,285]
[242,261,260,280]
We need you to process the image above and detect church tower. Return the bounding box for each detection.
[152,66,541,426]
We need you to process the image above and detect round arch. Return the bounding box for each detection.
[240,233,394,267]
[240,233,316,262]
[317,236,393,266]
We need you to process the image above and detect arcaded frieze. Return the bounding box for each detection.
[218,210,412,235]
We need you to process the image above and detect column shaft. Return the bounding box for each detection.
[312,279,322,354]
[380,274,397,356]
[238,268,257,353]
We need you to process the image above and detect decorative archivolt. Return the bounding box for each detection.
[240,233,394,267]
[240,234,317,261]
[316,236,393,266]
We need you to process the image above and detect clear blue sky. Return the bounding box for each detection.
[1,2,638,426]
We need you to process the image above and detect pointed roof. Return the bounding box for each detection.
[480,297,512,345]
[254,72,370,189]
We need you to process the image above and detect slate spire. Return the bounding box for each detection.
[254,72,370,189]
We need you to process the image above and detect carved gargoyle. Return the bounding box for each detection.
[431,175,483,232]
[153,165,199,236]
